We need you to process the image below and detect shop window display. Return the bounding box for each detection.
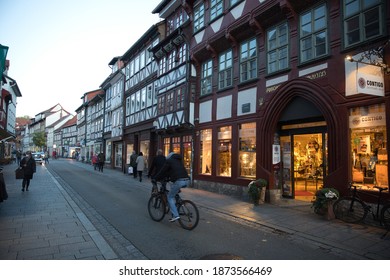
[200,129,212,175]
[239,122,256,178]
[217,126,232,177]
[350,104,388,190]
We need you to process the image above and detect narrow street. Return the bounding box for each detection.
[46,159,356,260]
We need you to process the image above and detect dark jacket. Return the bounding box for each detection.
[154,153,188,182]
[148,154,166,178]
[20,156,36,179]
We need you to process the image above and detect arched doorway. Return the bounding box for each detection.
[259,78,339,201]
[278,97,327,201]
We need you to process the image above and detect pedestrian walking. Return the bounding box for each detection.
[136,152,145,182]
[92,154,98,170]
[44,151,49,164]
[148,149,166,191]
[20,151,36,192]
[98,152,104,172]
[130,151,138,179]
[16,150,21,166]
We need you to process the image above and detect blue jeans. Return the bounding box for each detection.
[168,178,189,218]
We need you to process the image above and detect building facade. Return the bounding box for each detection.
[122,23,164,173]
[151,0,196,177]
[188,0,390,201]
[101,57,125,170]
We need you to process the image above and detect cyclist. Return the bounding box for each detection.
[148,149,166,193]
[154,152,189,222]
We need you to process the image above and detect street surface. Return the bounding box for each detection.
[47,159,347,260]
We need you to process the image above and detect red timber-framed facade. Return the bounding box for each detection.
[188,0,390,202]
[151,1,196,177]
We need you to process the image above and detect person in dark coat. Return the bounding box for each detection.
[148,149,166,192]
[20,151,36,192]
[148,149,166,178]
[130,151,138,179]
[154,152,189,222]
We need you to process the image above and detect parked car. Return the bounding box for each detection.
[32,152,44,165]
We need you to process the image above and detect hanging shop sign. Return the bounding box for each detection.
[357,71,384,96]
[346,60,385,96]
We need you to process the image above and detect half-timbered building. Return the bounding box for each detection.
[188,0,390,202]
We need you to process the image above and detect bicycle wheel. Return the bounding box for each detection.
[333,197,367,223]
[380,204,390,230]
[178,200,199,230]
[148,194,166,222]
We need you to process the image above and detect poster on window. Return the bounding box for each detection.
[357,136,371,154]
[376,164,388,187]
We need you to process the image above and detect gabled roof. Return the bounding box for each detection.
[62,115,77,128]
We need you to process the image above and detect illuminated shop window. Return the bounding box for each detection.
[350,103,388,190]
[200,129,212,175]
[239,122,256,178]
[217,126,232,177]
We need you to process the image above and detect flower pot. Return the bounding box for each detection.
[326,200,335,220]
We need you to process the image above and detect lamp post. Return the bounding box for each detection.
[0,44,9,81]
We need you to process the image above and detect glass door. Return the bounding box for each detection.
[281,133,327,199]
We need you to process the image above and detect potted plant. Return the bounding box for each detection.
[311,187,339,219]
[248,178,267,205]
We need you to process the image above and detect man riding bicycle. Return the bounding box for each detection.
[153,152,189,222]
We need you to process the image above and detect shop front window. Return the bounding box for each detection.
[200,129,212,175]
[217,126,232,177]
[183,135,192,175]
[239,122,256,178]
[163,138,170,156]
[172,137,181,154]
[350,104,388,190]
[115,143,122,168]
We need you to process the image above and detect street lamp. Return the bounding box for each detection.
[0,44,9,81]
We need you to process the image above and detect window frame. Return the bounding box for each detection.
[201,59,213,96]
[267,22,289,74]
[194,3,205,33]
[210,0,224,21]
[218,49,233,90]
[299,3,328,63]
[239,38,258,83]
[343,0,383,48]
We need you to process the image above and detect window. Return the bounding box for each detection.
[166,92,174,112]
[200,129,212,175]
[201,60,213,96]
[210,0,223,21]
[267,22,289,73]
[167,51,176,71]
[176,87,185,110]
[163,138,170,156]
[178,44,187,64]
[194,4,205,32]
[350,103,387,190]
[219,50,233,90]
[240,38,257,82]
[300,4,328,63]
[344,0,383,47]
[172,137,181,154]
[159,57,166,75]
[217,126,232,177]
[239,123,256,178]
[158,95,165,114]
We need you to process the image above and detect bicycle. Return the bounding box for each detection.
[332,182,390,231]
[147,180,199,230]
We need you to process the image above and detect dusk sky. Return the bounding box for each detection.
[0,0,161,117]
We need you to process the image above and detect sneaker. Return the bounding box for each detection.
[169,216,180,222]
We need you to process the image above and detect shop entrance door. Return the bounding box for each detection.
[281,132,327,200]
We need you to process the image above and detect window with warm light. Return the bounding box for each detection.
[200,129,212,175]
[239,122,256,178]
[217,126,232,177]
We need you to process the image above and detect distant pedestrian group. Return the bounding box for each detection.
[92,152,104,172]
